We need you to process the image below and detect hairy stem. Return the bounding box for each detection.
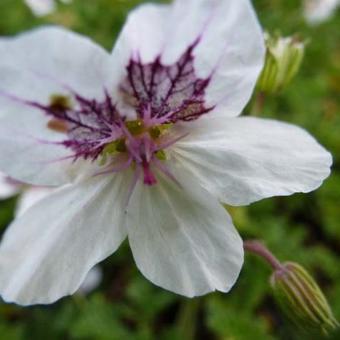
[244,240,284,271]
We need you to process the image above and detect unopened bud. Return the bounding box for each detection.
[257,33,305,94]
[271,262,339,335]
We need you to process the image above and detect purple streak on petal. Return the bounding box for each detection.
[120,39,214,124]
[0,89,39,108]
[42,92,124,161]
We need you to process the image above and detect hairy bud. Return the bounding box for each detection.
[271,262,339,335]
[257,33,305,94]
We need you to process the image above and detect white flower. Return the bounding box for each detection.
[24,0,71,17]
[0,0,331,306]
[304,0,339,24]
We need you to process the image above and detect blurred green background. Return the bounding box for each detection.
[0,0,339,339]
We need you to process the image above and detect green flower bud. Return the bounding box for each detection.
[271,262,339,335]
[257,33,305,94]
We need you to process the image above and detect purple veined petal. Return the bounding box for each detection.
[0,27,120,185]
[126,169,243,297]
[0,174,129,306]
[111,0,265,118]
[173,116,332,206]
[119,40,214,124]
[0,104,95,187]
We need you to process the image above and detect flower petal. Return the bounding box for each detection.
[0,27,115,186]
[15,186,54,217]
[0,107,91,186]
[126,171,243,297]
[0,174,128,305]
[0,26,112,101]
[0,172,21,199]
[174,117,332,206]
[112,0,265,117]
[78,266,103,295]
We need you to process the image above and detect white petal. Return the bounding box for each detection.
[109,3,171,94]
[77,266,103,295]
[16,186,54,217]
[173,117,332,206]
[0,26,112,101]
[0,174,129,305]
[0,172,21,199]
[112,0,265,117]
[0,108,91,187]
[0,27,115,186]
[126,171,243,297]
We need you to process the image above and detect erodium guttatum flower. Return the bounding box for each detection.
[0,0,332,305]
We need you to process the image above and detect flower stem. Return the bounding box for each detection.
[177,299,200,340]
[244,240,284,271]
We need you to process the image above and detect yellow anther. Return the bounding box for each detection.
[125,120,145,135]
[149,127,161,140]
[155,150,167,161]
[99,139,127,166]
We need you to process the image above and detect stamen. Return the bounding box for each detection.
[47,118,69,133]
[49,94,73,112]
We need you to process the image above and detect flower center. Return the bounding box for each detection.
[33,40,212,186]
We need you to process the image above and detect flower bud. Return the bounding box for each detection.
[257,33,305,94]
[271,262,339,335]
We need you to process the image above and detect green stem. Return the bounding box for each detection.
[177,298,200,340]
